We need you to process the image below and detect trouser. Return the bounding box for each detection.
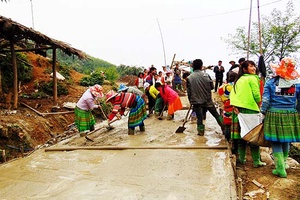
[193,104,223,129]
[214,77,223,92]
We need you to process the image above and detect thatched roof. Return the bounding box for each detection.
[0,15,86,59]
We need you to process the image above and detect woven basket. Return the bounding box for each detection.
[243,123,271,147]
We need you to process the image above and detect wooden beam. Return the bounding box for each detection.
[45,145,228,152]
[0,46,53,53]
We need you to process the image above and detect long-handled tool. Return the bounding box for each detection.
[158,104,166,120]
[106,109,130,130]
[147,106,155,117]
[175,105,193,133]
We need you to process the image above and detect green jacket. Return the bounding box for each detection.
[230,74,261,112]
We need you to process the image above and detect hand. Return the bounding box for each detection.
[116,113,121,120]
[259,113,265,122]
[107,119,111,125]
[233,107,240,114]
[98,105,102,109]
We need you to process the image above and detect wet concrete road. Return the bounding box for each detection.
[0,104,237,199]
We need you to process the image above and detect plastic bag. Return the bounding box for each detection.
[243,123,271,147]
[238,113,262,138]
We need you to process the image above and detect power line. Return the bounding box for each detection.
[181,0,283,21]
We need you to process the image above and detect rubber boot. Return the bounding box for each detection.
[251,146,266,168]
[283,151,289,169]
[272,152,287,178]
[128,128,135,135]
[197,125,205,136]
[217,116,225,134]
[139,125,145,132]
[238,141,246,164]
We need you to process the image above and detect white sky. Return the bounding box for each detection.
[1,0,299,72]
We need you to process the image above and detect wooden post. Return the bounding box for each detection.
[10,41,18,109]
[52,48,57,104]
[170,53,176,69]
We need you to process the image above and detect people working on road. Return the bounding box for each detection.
[75,84,104,133]
[105,90,147,135]
[154,82,183,120]
[187,59,225,136]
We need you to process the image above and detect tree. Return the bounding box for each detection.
[223,1,300,63]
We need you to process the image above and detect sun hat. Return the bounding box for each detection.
[229,60,235,64]
[105,90,118,102]
[90,84,104,98]
[270,57,299,80]
[118,83,129,92]
[166,70,172,74]
[143,82,150,90]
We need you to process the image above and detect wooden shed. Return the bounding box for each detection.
[0,15,86,109]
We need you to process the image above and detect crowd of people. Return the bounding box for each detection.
[75,57,300,178]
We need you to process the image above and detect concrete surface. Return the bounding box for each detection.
[0,97,237,200]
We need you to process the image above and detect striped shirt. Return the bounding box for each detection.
[108,93,136,120]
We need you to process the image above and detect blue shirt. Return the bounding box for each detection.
[260,77,300,113]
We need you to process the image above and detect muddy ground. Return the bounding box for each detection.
[0,53,299,199]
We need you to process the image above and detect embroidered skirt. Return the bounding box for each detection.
[264,109,300,142]
[74,106,96,132]
[168,96,183,115]
[128,96,147,128]
[231,108,258,139]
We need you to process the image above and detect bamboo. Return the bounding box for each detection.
[247,0,253,59]
[45,145,228,152]
[257,0,263,55]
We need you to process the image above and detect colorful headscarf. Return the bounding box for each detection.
[270,57,299,80]
[90,84,104,98]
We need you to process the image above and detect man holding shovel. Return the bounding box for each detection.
[187,59,224,136]
[105,90,147,135]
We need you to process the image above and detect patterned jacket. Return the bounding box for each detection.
[108,93,136,120]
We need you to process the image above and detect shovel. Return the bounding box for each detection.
[106,109,130,130]
[175,105,192,133]
[106,117,119,130]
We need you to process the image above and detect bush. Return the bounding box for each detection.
[39,81,69,96]
[79,72,104,86]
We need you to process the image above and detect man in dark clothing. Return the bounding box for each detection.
[213,60,225,92]
[226,60,239,82]
[187,59,225,136]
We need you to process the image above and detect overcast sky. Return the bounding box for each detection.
[1,0,298,72]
